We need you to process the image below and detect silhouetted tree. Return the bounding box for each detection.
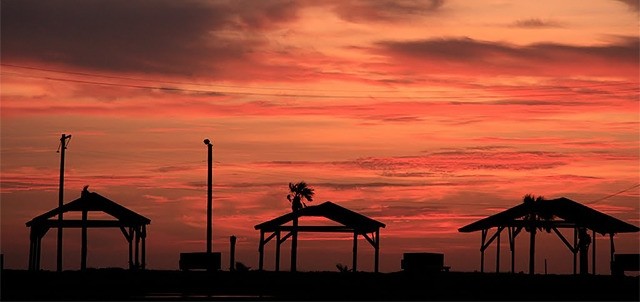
[287,181,315,212]
[336,263,350,273]
[287,181,315,272]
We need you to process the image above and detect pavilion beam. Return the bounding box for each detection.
[362,232,375,247]
[551,227,577,253]
[280,231,293,243]
[264,232,277,245]
[481,226,504,251]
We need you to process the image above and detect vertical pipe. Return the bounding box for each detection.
[230,235,237,271]
[204,139,213,254]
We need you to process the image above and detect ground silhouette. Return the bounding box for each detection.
[2,268,638,301]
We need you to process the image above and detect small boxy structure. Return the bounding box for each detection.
[179,252,221,271]
[611,253,640,276]
[401,252,450,273]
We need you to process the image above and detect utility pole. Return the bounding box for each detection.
[204,138,213,255]
[57,133,72,272]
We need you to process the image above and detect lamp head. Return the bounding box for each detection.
[203,138,211,145]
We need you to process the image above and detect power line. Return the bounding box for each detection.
[3,71,636,100]
[588,183,640,204]
[2,63,637,96]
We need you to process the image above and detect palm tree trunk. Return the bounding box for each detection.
[291,216,298,272]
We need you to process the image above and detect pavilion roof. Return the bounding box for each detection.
[458,197,639,234]
[26,188,151,227]
[254,201,385,232]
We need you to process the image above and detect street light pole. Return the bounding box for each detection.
[204,138,213,255]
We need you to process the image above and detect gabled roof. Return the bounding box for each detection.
[458,197,639,234]
[26,189,151,227]
[254,201,385,232]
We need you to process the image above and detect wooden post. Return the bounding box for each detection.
[291,216,298,272]
[352,232,358,272]
[259,230,264,271]
[496,229,501,273]
[529,225,536,275]
[36,235,42,270]
[374,229,380,273]
[509,227,515,273]
[141,225,147,270]
[592,229,596,275]
[81,209,88,271]
[480,229,487,273]
[609,233,615,275]
[574,227,580,274]
[275,231,281,272]
[128,227,133,270]
[134,227,140,269]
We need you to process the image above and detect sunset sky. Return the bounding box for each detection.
[1,0,638,274]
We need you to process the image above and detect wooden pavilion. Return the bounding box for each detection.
[26,187,151,271]
[254,201,385,272]
[458,197,639,275]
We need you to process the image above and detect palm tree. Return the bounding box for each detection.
[287,181,315,272]
[523,194,545,275]
[287,181,315,212]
